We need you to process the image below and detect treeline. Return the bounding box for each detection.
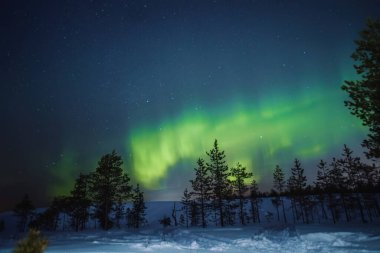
[13,150,147,232]
[11,140,380,233]
[180,140,380,227]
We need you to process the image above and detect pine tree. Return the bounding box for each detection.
[270,190,281,222]
[272,165,287,223]
[89,150,131,230]
[342,18,380,159]
[190,158,212,228]
[114,200,124,229]
[327,157,348,222]
[127,184,147,229]
[229,162,252,225]
[45,196,68,231]
[55,196,72,231]
[206,139,231,227]
[68,173,91,231]
[249,179,261,223]
[190,200,199,226]
[13,194,35,232]
[29,197,64,232]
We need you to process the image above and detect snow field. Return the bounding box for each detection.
[1,201,380,252]
[2,225,380,253]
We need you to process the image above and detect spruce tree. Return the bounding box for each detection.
[342,18,380,159]
[206,139,231,227]
[338,145,366,223]
[315,160,329,190]
[181,188,191,228]
[289,159,307,192]
[328,157,348,222]
[272,165,287,223]
[288,158,308,223]
[229,162,252,225]
[89,150,131,230]
[13,194,35,232]
[29,197,66,232]
[315,160,329,221]
[338,145,364,190]
[190,158,212,228]
[328,158,345,191]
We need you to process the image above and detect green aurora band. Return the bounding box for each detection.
[129,87,367,190]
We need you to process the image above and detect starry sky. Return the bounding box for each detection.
[1,0,378,211]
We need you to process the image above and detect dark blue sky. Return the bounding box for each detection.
[1,0,379,211]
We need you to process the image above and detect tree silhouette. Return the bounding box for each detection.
[338,145,366,223]
[127,184,147,229]
[89,150,131,230]
[328,157,350,222]
[190,158,212,227]
[229,162,252,225]
[13,194,35,232]
[342,18,380,159]
[272,165,287,223]
[249,179,261,223]
[68,173,91,231]
[206,139,231,227]
[315,160,329,221]
[181,188,191,228]
[29,196,68,231]
[288,158,308,223]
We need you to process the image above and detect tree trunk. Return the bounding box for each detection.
[219,196,224,227]
[239,197,245,225]
[341,193,350,222]
[281,198,287,223]
[356,193,366,223]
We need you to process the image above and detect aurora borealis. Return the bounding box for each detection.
[1,0,378,211]
[130,86,366,190]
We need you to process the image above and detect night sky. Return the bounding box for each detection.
[1,0,378,211]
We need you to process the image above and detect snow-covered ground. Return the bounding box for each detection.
[1,201,380,252]
[2,224,380,253]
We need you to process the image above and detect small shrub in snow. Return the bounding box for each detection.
[13,229,48,253]
[159,215,171,228]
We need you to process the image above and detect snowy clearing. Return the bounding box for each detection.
[1,201,380,252]
[2,224,380,253]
